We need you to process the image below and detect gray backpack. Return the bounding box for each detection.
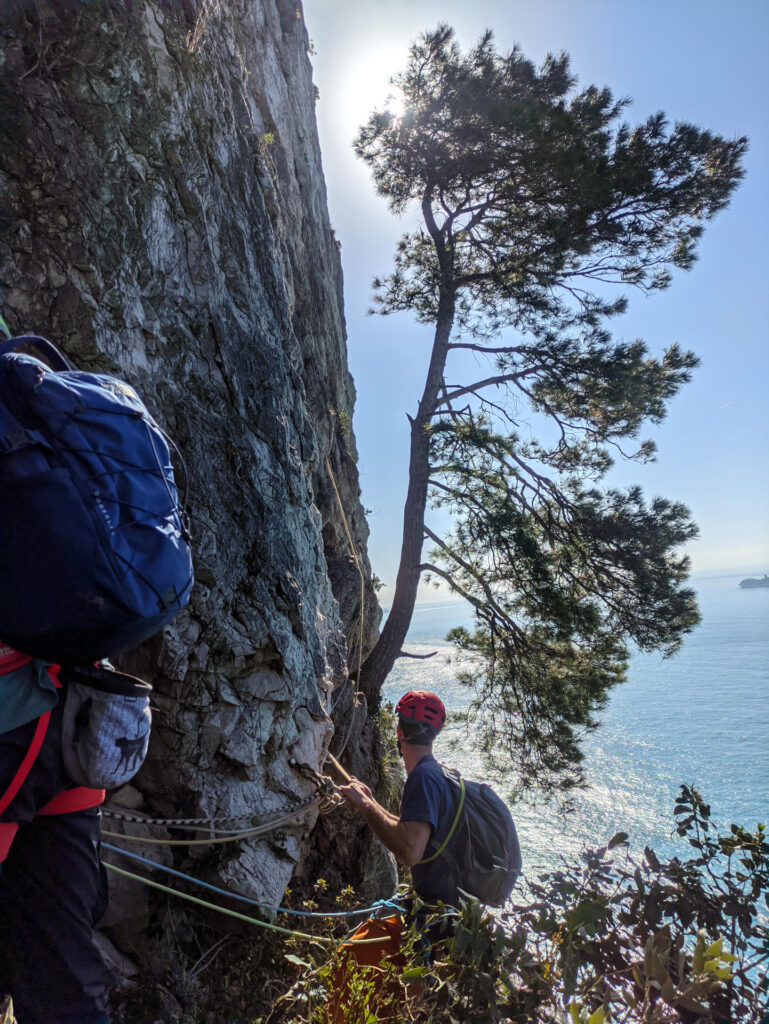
[421,765,522,908]
[60,663,152,789]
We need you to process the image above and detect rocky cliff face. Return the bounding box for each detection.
[0,0,388,934]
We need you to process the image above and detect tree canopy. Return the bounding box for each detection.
[354,26,747,793]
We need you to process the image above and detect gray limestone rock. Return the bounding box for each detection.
[0,0,385,942]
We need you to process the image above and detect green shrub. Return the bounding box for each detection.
[269,787,767,1024]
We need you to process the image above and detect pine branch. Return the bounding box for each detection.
[423,526,528,644]
[447,343,528,355]
[437,371,530,405]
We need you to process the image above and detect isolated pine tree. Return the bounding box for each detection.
[355,26,746,791]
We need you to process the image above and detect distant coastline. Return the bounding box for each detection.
[739,575,769,589]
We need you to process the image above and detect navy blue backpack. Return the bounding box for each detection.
[0,334,194,663]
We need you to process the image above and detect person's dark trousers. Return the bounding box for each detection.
[0,706,113,1023]
[402,896,457,962]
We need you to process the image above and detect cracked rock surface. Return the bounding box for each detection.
[0,0,391,936]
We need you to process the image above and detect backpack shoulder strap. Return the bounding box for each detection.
[417,774,466,865]
[0,335,72,371]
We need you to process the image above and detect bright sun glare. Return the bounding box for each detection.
[340,44,407,140]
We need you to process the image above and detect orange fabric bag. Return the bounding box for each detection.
[327,915,406,1023]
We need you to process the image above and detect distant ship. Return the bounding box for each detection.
[739,575,769,589]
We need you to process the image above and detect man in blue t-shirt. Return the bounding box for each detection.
[339,690,461,909]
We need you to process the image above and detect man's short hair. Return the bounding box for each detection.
[398,717,437,747]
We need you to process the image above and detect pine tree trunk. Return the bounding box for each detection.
[359,293,455,699]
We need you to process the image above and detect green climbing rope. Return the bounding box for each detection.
[104,863,390,946]
[417,777,466,864]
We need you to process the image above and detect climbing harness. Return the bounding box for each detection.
[0,661,62,818]
[0,711,51,817]
[0,660,107,869]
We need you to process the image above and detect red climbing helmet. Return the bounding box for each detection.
[395,690,447,733]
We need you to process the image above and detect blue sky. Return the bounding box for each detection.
[305,0,769,604]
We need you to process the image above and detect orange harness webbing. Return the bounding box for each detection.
[0,710,51,817]
[0,657,104,861]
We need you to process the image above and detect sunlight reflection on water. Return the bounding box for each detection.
[380,576,769,878]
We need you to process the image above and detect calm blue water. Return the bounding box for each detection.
[382,573,769,876]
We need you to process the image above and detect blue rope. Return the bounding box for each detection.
[102,842,405,919]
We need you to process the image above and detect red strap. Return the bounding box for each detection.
[0,711,51,816]
[0,646,33,673]
[36,665,105,813]
[38,787,105,816]
[0,790,104,862]
[0,658,102,860]
[0,822,19,862]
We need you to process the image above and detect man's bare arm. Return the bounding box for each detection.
[339,778,431,867]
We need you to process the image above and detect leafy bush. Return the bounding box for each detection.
[267,787,767,1024]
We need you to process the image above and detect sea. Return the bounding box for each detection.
[381,572,769,879]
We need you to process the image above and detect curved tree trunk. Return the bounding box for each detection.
[359,292,455,699]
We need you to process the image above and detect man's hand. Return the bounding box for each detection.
[337,775,431,867]
[339,777,374,811]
